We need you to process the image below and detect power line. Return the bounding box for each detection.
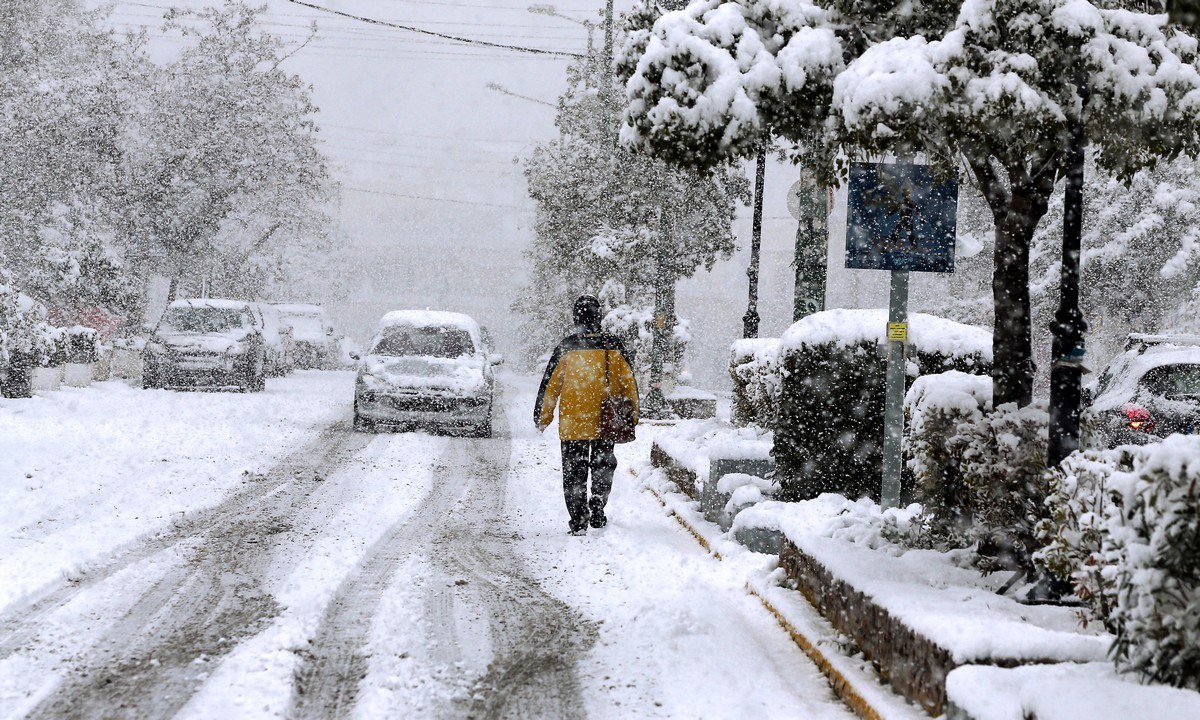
[344,186,529,210]
[284,0,584,58]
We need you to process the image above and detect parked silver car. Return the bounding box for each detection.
[353,310,501,436]
[143,299,266,392]
[1086,334,1200,446]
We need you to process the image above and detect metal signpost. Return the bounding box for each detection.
[787,174,829,321]
[846,162,959,508]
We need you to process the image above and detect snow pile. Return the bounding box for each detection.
[717,473,779,517]
[728,338,781,428]
[774,496,1110,666]
[779,308,992,361]
[359,356,488,397]
[733,494,922,554]
[946,662,1200,720]
[653,418,772,488]
[1036,436,1200,688]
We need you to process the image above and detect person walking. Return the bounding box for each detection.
[535,295,639,535]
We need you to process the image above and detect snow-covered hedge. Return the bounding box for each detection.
[904,371,993,547]
[773,309,990,502]
[1036,437,1200,689]
[729,338,781,428]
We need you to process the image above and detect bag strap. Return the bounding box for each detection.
[603,340,613,397]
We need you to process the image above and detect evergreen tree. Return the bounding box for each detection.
[517,43,748,375]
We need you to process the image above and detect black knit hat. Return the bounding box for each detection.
[573,295,602,332]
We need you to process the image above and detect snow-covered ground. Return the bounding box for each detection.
[0,371,853,718]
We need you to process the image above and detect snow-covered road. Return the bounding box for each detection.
[0,372,853,719]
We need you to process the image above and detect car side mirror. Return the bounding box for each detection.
[489,353,504,366]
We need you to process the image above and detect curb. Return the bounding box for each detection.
[641,479,903,720]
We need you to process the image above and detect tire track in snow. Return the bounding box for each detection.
[289,388,597,719]
[21,421,375,720]
[0,420,358,662]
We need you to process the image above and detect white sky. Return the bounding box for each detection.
[93,0,904,387]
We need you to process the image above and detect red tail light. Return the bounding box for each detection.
[1121,404,1154,433]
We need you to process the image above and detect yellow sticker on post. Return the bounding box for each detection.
[887,322,908,343]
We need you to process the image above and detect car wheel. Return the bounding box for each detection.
[354,412,376,433]
[142,370,161,390]
[472,415,493,438]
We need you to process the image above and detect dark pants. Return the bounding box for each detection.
[561,439,616,530]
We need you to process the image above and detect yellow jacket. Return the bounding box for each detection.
[535,332,639,440]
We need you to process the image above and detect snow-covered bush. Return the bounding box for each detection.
[960,402,1050,574]
[904,371,993,548]
[66,326,100,364]
[1105,438,1200,689]
[1034,448,1132,621]
[1036,437,1200,688]
[729,338,781,428]
[773,310,990,502]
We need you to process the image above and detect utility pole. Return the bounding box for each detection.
[790,171,828,321]
[643,210,673,418]
[1048,75,1090,467]
[743,150,766,338]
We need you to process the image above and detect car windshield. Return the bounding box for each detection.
[281,314,324,336]
[1140,364,1200,397]
[160,307,247,334]
[372,326,474,358]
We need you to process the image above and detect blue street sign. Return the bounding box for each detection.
[846,162,958,273]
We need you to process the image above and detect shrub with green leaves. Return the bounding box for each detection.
[773,310,990,502]
[729,338,781,428]
[959,402,1050,574]
[904,371,993,548]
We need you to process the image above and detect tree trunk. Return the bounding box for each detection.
[970,154,1053,409]
[992,210,1037,407]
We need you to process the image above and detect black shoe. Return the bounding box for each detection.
[568,525,588,536]
[589,511,607,529]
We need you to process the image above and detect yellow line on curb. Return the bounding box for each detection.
[641,481,891,720]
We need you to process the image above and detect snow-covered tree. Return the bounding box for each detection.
[517,44,748,370]
[123,1,335,302]
[0,0,147,318]
[619,0,1200,407]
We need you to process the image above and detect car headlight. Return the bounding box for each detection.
[226,342,248,355]
[145,341,167,355]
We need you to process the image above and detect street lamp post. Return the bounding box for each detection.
[528,4,595,53]
[743,149,766,338]
[1048,75,1090,467]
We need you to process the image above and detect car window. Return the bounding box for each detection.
[1139,364,1200,397]
[161,307,247,334]
[372,327,475,358]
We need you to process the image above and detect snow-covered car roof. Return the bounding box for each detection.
[272,303,327,317]
[1093,344,1200,411]
[378,310,480,334]
[168,298,255,312]
[373,311,483,352]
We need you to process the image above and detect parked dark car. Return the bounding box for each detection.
[353,310,502,436]
[143,299,267,392]
[1086,334,1200,447]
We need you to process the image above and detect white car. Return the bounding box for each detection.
[251,302,295,377]
[143,299,267,392]
[273,303,336,369]
[353,310,502,436]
